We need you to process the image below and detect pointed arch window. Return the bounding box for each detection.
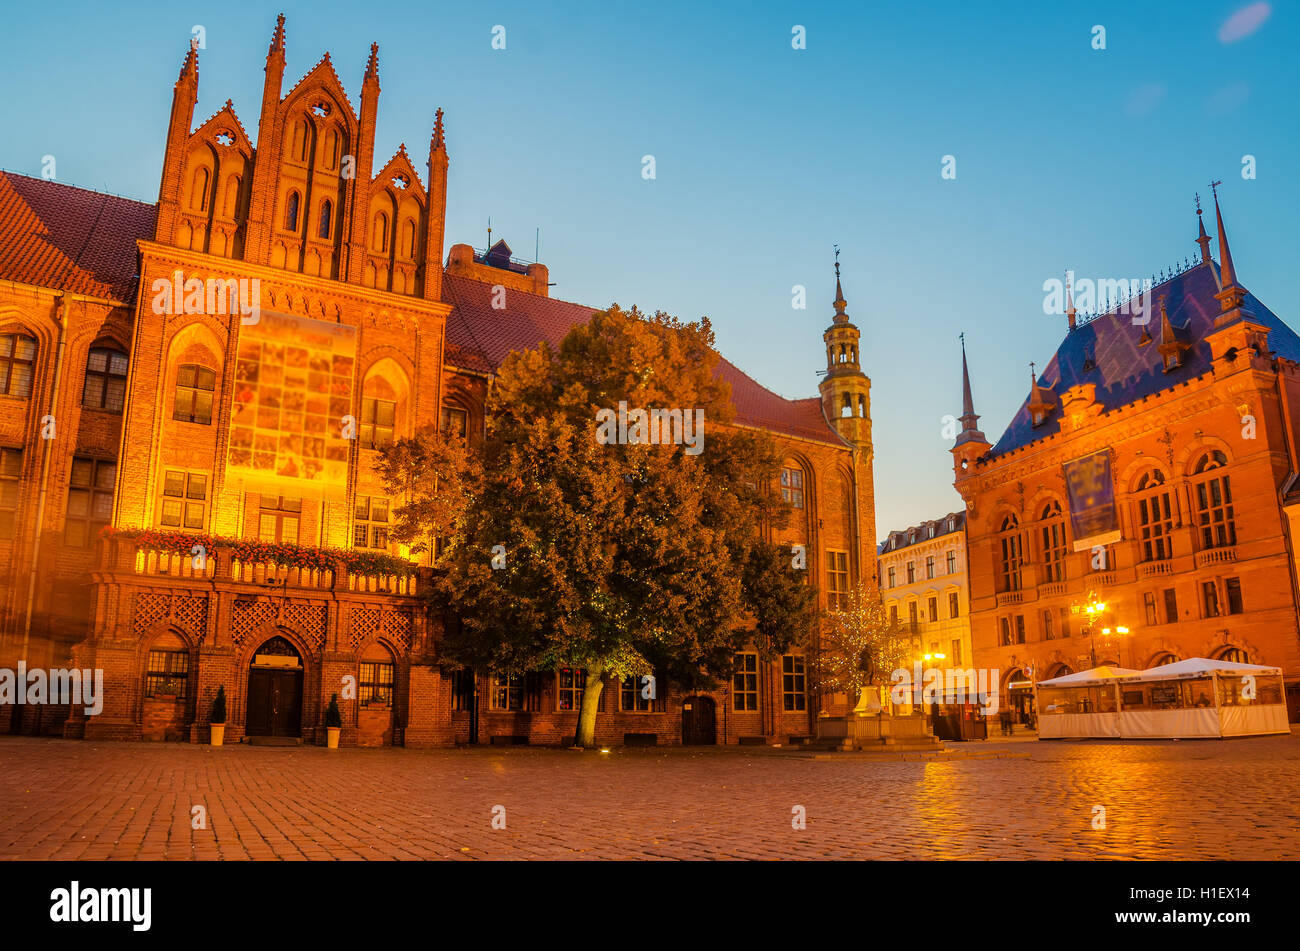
[191,166,210,212]
[285,191,300,232]
[318,199,332,238]
[1040,501,1066,583]
[373,212,390,253]
[1192,451,1235,549]
[1134,468,1174,561]
[997,514,1022,592]
[403,219,417,259]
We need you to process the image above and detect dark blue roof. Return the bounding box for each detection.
[990,261,1300,456]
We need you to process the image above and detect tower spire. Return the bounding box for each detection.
[954,334,986,446]
[1065,270,1077,332]
[1211,181,1245,313]
[832,246,848,322]
[1195,192,1212,264]
[179,36,199,84]
[432,107,446,152]
[364,42,380,85]
[268,13,286,59]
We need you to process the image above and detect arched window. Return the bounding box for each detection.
[285,192,300,232]
[359,642,395,707]
[323,128,338,170]
[318,199,332,238]
[191,166,210,212]
[403,219,417,258]
[0,333,37,398]
[223,175,241,218]
[374,212,389,253]
[997,514,1022,592]
[1150,652,1179,666]
[1134,469,1174,561]
[1217,647,1249,664]
[1192,451,1235,549]
[1040,501,1066,583]
[83,347,128,412]
[173,364,216,424]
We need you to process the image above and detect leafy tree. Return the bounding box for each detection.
[817,584,909,713]
[383,305,815,746]
[373,423,480,560]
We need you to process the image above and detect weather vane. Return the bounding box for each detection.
[1210,179,1223,198]
[1195,191,1203,215]
[833,244,840,278]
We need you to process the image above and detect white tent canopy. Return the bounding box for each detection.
[1034,657,1289,740]
[1037,666,1140,687]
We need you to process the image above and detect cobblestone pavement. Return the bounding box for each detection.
[1,732,1298,860]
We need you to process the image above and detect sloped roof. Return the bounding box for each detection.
[442,272,842,444]
[877,510,966,554]
[0,171,155,301]
[991,261,1300,457]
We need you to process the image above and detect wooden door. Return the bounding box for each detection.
[681,695,717,745]
[246,668,303,737]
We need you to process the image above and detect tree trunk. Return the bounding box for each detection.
[574,661,605,747]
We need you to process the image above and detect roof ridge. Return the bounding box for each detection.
[0,169,154,209]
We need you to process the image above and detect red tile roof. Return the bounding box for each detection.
[0,171,155,301]
[442,273,842,445]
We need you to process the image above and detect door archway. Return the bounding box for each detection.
[246,635,304,738]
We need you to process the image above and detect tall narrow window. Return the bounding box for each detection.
[490,672,522,711]
[1163,588,1178,624]
[358,644,395,706]
[285,191,300,231]
[732,653,758,711]
[1043,609,1054,640]
[1225,577,1243,615]
[374,212,389,253]
[887,566,896,588]
[1015,615,1026,644]
[1192,452,1235,549]
[82,347,128,412]
[160,471,207,530]
[949,592,959,618]
[66,457,115,547]
[908,601,918,626]
[997,514,1022,592]
[1040,501,1066,582]
[0,448,23,539]
[353,496,389,549]
[826,550,849,610]
[906,561,915,583]
[781,655,806,711]
[780,466,804,508]
[925,555,935,579]
[1059,606,1071,638]
[946,550,956,574]
[258,496,301,543]
[0,334,37,398]
[556,668,587,711]
[359,397,396,449]
[1134,469,1174,561]
[318,199,332,238]
[1144,591,1158,625]
[927,597,938,622]
[191,166,210,212]
[1202,581,1220,618]
[173,364,216,424]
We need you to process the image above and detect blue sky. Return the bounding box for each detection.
[1,0,1295,537]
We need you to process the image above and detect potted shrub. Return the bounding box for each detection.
[209,686,227,747]
[325,693,342,748]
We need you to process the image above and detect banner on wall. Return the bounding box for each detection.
[226,311,356,500]
[1062,450,1121,552]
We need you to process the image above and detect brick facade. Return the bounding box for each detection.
[0,17,878,746]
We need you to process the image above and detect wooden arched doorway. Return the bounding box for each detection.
[681,695,716,745]
[246,635,303,738]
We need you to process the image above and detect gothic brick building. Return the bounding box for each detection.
[953,194,1300,722]
[0,17,878,746]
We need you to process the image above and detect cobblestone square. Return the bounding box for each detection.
[1,732,1298,860]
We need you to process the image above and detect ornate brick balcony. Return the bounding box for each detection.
[97,529,422,597]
